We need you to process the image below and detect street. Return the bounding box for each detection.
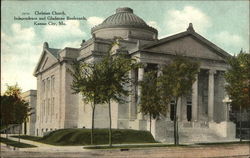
[1,143,249,158]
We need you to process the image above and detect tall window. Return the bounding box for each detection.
[42,80,46,93]
[47,78,50,94]
[170,100,176,121]
[186,97,192,121]
[134,69,138,104]
[48,99,50,116]
[52,97,54,115]
[51,76,55,92]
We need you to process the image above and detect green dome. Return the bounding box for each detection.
[91,7,157,33]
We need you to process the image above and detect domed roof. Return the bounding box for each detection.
[91,7,157,33]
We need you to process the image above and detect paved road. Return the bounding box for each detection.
[1,143,249,158]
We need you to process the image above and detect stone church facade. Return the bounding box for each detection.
[34,7,236,142]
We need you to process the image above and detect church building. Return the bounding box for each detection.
[33,7,236,142]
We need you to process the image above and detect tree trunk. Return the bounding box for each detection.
[91,103,95,145]
[19,123,21,143]
[174,98,178,145]
[6,124,8,139]
[149,114,152,133]
[108,100,112,147]
[176,116,179,145]
[239,105,242,142]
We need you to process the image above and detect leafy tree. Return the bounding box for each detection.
[0,84,30,141]
[4,84,22,98]
[224,52,250,141]
[140,70,165,132]
[98,43,141,147]
[70,40,140,146]
[159,56,199,145]
[70,61,104,145]
[1,95,15,138]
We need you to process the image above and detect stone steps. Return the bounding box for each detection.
[161,127,234,143]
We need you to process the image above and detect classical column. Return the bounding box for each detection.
[176,98,182,121]
[137,67,144,119]
[129,69,137,120]
[157,64,163,77]
[208,69,216,122]
[181,97,187,121]
[192,74,198,121]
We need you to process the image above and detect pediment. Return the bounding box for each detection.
[34,50,58,75]
[143,32,230,61]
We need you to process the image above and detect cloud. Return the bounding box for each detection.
[1,24,42,93]
[87,16,104,27]
[147,21,161,32]
[213,31,248,54]
[214,31,243,47]
[165,6,212,34]
[43,20,86,39]
[2,24,35,44]
[60,40,81,48]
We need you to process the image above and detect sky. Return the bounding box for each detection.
[1,0,249,93]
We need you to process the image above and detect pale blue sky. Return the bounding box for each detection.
[1,0,249,93]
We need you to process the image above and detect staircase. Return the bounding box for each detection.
[154,121,237,143]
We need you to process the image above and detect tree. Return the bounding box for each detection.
[0,95,15,138]
[70,61,104,145]
[224,52,250,141]
[70,39,140,146]
[140,70,165,132]
[98,44,141,147]
[159,56,199,145]
[4,84,22,97]
[0,84,30,141]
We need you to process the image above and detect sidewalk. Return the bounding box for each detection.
[1,134,86,152]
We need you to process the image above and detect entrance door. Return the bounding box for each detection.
[187,101,192,121]
[170,101,175,121]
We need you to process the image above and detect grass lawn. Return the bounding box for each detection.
[12,128,157,146]
[196,141,250,145]
[84,144,187,149]
[0,137,37,148]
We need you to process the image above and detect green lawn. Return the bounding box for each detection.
[84,144,187,149]
[0,137,37,148]
[12,128,157,146]
[196,141,250,145]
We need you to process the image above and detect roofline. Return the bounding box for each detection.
[33,48,59,76]
[142,30,232,59]
[91,25,158,34]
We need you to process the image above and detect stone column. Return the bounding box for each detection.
[181,97,187,121]
[192,74,198,121]
[129,69,137,120]
[137,67,144,119]
[176,98,182,121]
[208,69,216,122]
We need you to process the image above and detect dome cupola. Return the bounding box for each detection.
[91,7,158,40]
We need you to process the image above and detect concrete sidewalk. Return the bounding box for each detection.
[1,134,86,152]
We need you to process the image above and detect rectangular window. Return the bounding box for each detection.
[186,96,192,121]
[51,76,55,92]
[48,99,50,115]
[43,100,45,116]
[52,97,54,115]
[42,80,46,93]
[170,100,176,121]
[47,78,50,93]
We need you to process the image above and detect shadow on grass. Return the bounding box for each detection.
[0,137,37,148]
